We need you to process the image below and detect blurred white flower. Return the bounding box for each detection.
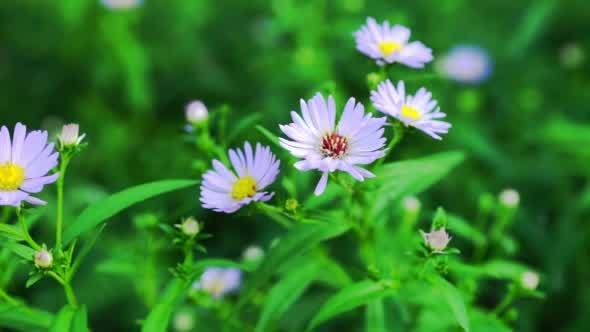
[193,268,242,299]
[437,45,492,84]
[499,188,520,207]
[57,124,85,148]
[34,248,53,269]
[200,142,280,213]
[242,245,264,262]
[185,100,209,125]
[559,43,585,69]
[279,93,387,196]
[371,80,451,140]
[422,228,451,253]
[402,196,421,212]
[521,271,539,290]
[355,17,433,68]
[173,311,194,332]
[101,0,142,10]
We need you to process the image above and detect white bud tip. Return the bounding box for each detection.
[180,218,200,236]
[521,271,539,290]
[58,123,84,146]
[422,228,452,252]
[402,196,421,212]
[499,189,520,207]
[173,312,195,332]
[243,245,264,261]
[185,100,208,124]
[34,249,53,269]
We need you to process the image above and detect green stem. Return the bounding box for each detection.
[375,122,404,168]
[493,286,516,316]
[48,271,78,308]
[56,155,71,249]
[0,288,19,305]
[17,209,40,250]
[0,207,11,224]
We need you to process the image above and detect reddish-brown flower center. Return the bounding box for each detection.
[320,133,348,158]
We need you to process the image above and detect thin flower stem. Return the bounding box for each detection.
[375,122,404,168]
[56,154,71,249]
[493,286,516,316]
[48,271,78,308]
[0,207,11,224]
[17,209,40,250]
[0,288,19,305]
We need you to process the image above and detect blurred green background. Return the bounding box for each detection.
[1,0,589,331]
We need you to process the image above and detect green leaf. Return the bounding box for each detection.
[432,207,448,229]
[365,299,386,332]
[308,280,391,331]
[26,273,44,288]
[0,303,53,331]
[238,221,351,308]
[256,125,280,148]
[0,224,24,241]
[141,278,190,332]
[63,179,197,244]
[371,151,464,218]
[3,242,35,261]
[447,214,486,247]
[227,112,263,143]
[482,260,529,281]
[70,306,90,332]
[434,277,470,332]
[255,261,321,332]
[49,305,77,332]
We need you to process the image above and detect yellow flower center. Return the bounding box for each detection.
[0,163,25,191]
[401,104,422,121]
[378,41,402,57]
[231,176,257,200]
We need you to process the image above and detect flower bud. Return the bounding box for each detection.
[285,198,298,212]
[499,189,520,208]
[58,124,85,147]
[242,245,264,262]
[422,228,452,253]
[185,100,208,125]
[34,248,53,269]
[520,271,539,290]
[176,217,201,237]
[173,311,195,332]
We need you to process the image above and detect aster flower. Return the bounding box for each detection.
[371,80,451,140]
[193,267,242,299]
[437,45,492,84]
[0,123,59,206]
[279,93,387,196]
[200,142,280,213]
[354,17,433,68]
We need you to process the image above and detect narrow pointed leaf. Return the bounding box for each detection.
[63,179,197,244]
[308,280,392,331]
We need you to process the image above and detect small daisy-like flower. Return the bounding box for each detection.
[0,123,59,206]
[193,267,242,299]
[279,93,387,196]
[355,17,433,68]
[422,228,452,253]
[200,142,280,213]
[437,45,492,84]
[57,123,85,148]
[371,80,451,140]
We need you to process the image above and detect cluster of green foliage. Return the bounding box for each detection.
[1,0,589,331]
